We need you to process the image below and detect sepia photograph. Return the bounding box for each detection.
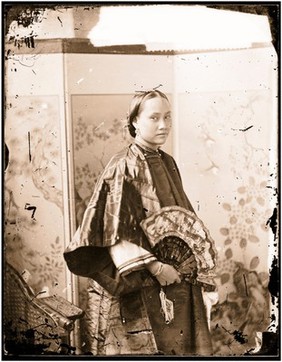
[3,2,280,359]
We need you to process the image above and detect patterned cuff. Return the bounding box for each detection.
[109,240,157,275]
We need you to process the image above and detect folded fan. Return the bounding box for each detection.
[152,236,198,282]
[141,205,217,290]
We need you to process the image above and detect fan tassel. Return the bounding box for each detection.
[159,288,174,324]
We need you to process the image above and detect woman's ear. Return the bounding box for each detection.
[132,117,138,128]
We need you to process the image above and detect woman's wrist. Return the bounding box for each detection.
[152,262,164,276]
[146,260,163,276]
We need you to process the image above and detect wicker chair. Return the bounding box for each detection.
[3,262,84,356]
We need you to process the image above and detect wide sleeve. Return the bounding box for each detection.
[77,155,152,249]
[109,240,156,275]
[64,152,155,295]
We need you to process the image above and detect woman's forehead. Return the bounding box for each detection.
[141,96,171,113]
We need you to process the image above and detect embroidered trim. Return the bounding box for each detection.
[118,253,157,275]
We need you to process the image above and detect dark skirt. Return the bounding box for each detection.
[142,281,213,355]
[83,279,212,356]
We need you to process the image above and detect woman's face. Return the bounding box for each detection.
[133,96,172,150]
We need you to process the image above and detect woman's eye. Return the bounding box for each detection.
[150,116,158,121]
[165,115,172,121]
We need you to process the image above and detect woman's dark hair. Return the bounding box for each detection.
[127,90,170,138]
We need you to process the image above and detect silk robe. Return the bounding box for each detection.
[64,143,216,355]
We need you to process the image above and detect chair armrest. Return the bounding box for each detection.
[34,296,85,331]
[39,295,84,320]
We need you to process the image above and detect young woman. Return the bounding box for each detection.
[64,90,217,355]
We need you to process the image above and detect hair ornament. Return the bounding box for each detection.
[134,84,163,94]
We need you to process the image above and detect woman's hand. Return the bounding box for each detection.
[146,261,181,286]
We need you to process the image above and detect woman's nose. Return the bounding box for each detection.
[159,117,169,129]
